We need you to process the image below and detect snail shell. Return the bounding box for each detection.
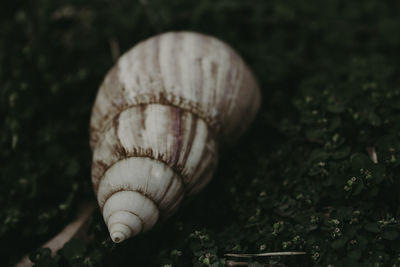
[90,32,261,243]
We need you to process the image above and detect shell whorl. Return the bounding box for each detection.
[90,32,260,242]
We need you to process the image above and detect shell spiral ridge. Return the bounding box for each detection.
[90,31,261,242]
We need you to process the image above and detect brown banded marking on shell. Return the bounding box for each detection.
[90,32,261,243]
[91,104,218,194]
[90,32,260,149]
[90,91,220,149]
[92,103,219,242]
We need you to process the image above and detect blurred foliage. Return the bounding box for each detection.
[1,0,400,266]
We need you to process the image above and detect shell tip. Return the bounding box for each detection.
[111,231,125,243]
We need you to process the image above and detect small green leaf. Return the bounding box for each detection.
[327,103,345,113]
[364,223,380,233]
[368,112,382,126]
[352,180,364,196]
[356,235,369,249]
[348,249,362,260]
[337,207,353,220]
[61,239,86,260]
[351,153,371,170]
[87,249,103,264]
[327,117,341,131]
[309,149,330,162]
[382,230,399,240]
[370,164,386,184]
[29,248,52,263]
[332,146,351,160]
[331,237,348,249]
[306,128,324,141]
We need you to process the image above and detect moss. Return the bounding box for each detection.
[1,0,400,266]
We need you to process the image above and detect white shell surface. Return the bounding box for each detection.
[92,104,217,242]
[91,104,218,196]
[97,157,184,214]
[103,190,159,241]
[90,31,260,149]
[90,32,261,243]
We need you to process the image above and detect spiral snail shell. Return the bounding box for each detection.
[90,32,261,243]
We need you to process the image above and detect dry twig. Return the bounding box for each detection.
[108,37,120,63]
[15,201,96,267]
[225,251,306,258]
[367,147,378,164]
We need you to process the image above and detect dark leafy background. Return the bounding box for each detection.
[1,0,400,266]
